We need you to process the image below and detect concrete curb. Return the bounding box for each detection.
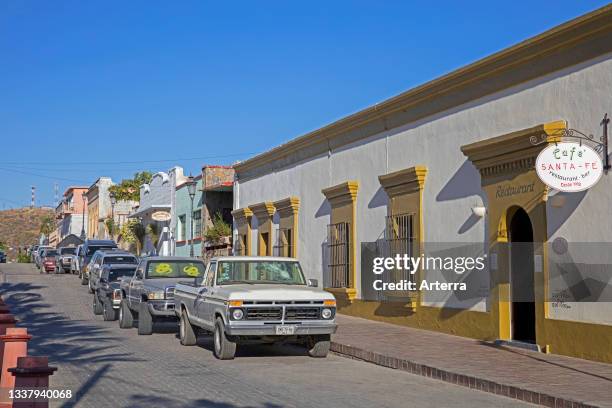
[330,342,599,408]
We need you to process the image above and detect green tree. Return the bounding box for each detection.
[39,215,55,236]
[108,171,153,202]
[104,218,115,238]
[120,219,146,255]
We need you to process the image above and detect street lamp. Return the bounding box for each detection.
[109,192,117,240]
[185,174,197,257]
[80,192,87,240]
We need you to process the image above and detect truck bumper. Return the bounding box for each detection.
[147,301,176,317]
[225,322,337,336]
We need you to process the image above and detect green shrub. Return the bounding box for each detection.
[204,213,232,243]
[17,253,30,263]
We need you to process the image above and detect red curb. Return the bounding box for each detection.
[330,342,599,408]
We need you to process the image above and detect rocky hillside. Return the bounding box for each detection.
[0,207,53,261]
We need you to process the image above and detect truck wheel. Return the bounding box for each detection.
[92,294,103,315]
[137,303,153,335]
[307,334,331,358]
[103,300,118,321]
[119,299,133,329]
[213,317,236,360]
[179,310,197,346]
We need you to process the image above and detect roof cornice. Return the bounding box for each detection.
[235,5,612,175]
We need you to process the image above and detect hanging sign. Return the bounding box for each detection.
[151,211,171,222]
[536,142,603,192]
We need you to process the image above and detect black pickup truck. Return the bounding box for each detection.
[93,264,137,321]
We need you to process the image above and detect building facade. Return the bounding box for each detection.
[130,167,185,255]
[172,165,234,258]
[233,7,612,363]
[174,175,203,257]
[55,186,88,242]
[86,177,114,240]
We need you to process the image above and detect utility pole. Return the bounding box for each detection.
[54,182,59,207]
[31,186,36,208]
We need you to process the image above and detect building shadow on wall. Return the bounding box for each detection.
[436,160,487,235]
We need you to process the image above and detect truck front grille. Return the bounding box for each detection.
[285,307,320,320]
[165,287,175,300]
[245,307,282,320]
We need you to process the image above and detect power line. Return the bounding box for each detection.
[0,152,257,166]
[0,167,89,183]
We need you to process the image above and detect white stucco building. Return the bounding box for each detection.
[232,6,612,363]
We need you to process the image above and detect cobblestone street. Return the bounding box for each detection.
[0,263,533,408]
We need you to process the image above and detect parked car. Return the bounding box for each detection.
[70,245,83,275]
[40,248,59,273]
[55,247,77,274]
[174,256,337,360]
[119,257,206,335]
[35,246,52,269]
[29,245,39,262]
[87,250,138,293]
[78,240,118,285]
[92,264,138,321]
[0,251,6,263]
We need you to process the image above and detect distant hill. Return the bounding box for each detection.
[0,207,53,261]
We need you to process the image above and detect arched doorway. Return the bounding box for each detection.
[508,207,536,343]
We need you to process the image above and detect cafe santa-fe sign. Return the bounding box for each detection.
[536,142,603,192]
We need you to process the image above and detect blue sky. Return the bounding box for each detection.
[0,0,608,208]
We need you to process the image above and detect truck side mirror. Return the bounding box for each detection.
[307,279,318,287]
[136,270,143,280]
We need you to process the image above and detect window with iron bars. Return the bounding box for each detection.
[193,210,202,238]
[385,212,415,283]
[327,222,350,288]
[273,228,294,257]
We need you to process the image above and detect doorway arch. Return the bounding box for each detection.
[508,206,536,343]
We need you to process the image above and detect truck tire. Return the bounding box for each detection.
[103,299,118,321]
[307,334,331,358]
[119,299,133,329]
[179,310,197,346]
[213,317,236,360]
[138,303,153,335]
[92,294,103,315]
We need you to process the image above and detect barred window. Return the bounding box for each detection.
[193,210,202,238]
[327,222,350,288]
[274,228,294,257]
[385,212,414,282]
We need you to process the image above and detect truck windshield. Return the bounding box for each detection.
[86,246,116,256]
[107,268,136,281]
[146,261,205,279]
[103,256,137,264]
[216,261,306,285]
[60,248,76,255]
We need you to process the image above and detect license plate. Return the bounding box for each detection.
[275,325,296,335]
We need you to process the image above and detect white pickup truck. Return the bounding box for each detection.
[174,256,337,360]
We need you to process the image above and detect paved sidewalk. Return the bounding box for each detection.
[331,314,612,408]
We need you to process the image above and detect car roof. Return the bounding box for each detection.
[102,263,138,269]
[84,240,117,246]
[210,256,298,262]
[97,250,135,256]
[144,256,204,262]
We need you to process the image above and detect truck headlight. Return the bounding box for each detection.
[147,292,165,300]
[231,308,244,320]
[112,289,122,301]
[321,308,333,319]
